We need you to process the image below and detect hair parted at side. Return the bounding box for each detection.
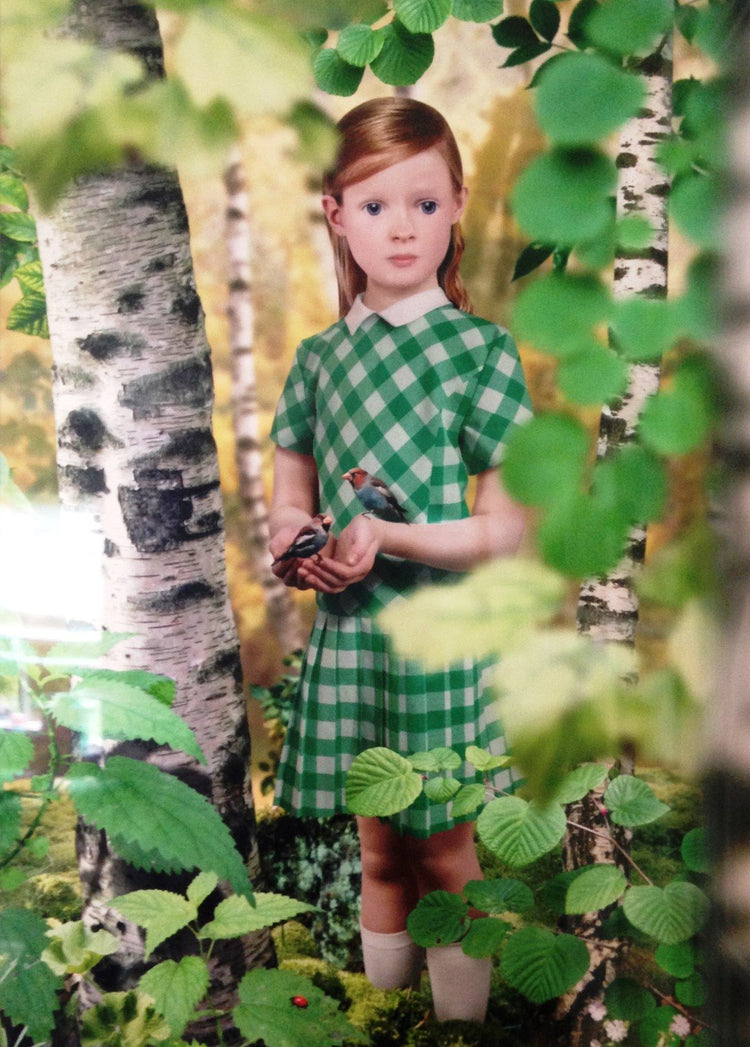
[323,97,473,316]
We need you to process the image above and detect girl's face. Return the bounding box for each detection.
[323,147,467,311]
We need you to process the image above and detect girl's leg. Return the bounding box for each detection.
[407,822,492,1023]
[356,816,424,989]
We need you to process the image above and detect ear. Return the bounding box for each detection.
[452,186,468,224]
[322,195,346,236]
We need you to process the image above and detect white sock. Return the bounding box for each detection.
[426,943,491,1022]
[360,924,425,990]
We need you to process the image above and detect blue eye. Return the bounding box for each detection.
[365,202,382,216]
[420,200,438,215]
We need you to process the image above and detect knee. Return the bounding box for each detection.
[360,840,409,887]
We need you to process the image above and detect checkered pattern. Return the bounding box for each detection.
[271,304,532,836]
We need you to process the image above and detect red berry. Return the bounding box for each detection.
[291,995,308,1008]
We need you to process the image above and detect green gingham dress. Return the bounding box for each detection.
[270,289,532,837]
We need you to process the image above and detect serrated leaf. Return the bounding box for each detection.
[7,292,48,339]
[234,968,361,1047]
[313,47,364,95]
[450,783,487,817]
[111,889,197,957]
[465,744,512,773]
[51,676,204,761]
[336,24,384,66]
[0,172,28,210]
[604,775,669,827]
[0,212,37,243]
[552,764,609,805]
[407,891,469,946]
[500,927,590,1004]
[477,796,566,867]
[461,917,509,957]
[623,882,710,944]
[0,792,22,853]
[65,757,253,898]
[186,871,218,908]
[424,776,462,803]
[0,907,62,1042]
[200,892,315,939]
[42,919,119,975]
[409,747,461,772]
[0,729,34,781]
[14,259,44,295]
[681,827,710,875]
[453,0,503,22]
[464,878,534,914]
[604,976,657,1021]
[138,956,209,1038]
[394,0,451,34]
[565,864,627,914]
[345,747,423,817]
[370,21,435,85]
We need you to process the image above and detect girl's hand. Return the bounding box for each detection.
[298,515,382,593]
[270,521,333,591]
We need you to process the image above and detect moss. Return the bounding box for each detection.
[273,919,320,961]
[23,871,81,922]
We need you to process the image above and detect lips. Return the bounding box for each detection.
[389,255,418,266]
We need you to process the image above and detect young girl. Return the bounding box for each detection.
[268,97,532,1023]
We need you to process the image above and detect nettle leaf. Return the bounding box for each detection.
[512,148,616,245]
[681,827,711,875]
[512,241,554,282]
[314,48,364,95]
[51,676,204,761]
[558,345,629,406]
[639,355,718,455]
[604,976,657,1021]
[461,917,510,957]
[450,783,486,817]
[0,907,62,1043]
[565,864,627,914]
[65,757,252,898]
[378,556,565,668]
[623,882,710,944]
[335,24,384,66]
[503,413,590,508]
[199,892,316,939]
[233,968,362,1047]
[187,870,219,907]
[7,292,48,339]
[604,775,669,827]
[138,956,209,1038]
[513,271,614,357]
[491,15,538,48]
[370,20,435,85]
[552,763,609,805]
[0,793,22,853]
[453,0,504,23]
[611,296,679,362]
[112,889,197,958]
[586,0,673,56]
[394,0,451,34]
[464,878,535,914]
[423,776,462,803]
[536,51,644,146]
[407,890,469,946]
[500,927,590,1004]
[0,728,34,781]
[529,0,561,42]
[477,796,566,867]
[345,747,423,817]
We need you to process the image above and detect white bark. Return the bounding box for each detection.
[224,146,306,655]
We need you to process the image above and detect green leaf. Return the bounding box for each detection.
[503,413,589,507]
[79,989,172,1046]
[654,940,698,979]
[233,968,362,1047]
[345,747,423,816]
[0,729,34,781]
[450,783,486,817]
[313,47,365,95]
[538,486,629,576]
[51,676,204,761]
[112,889,197,958]
[616,214,655,252]
[681,827,710,875]
[0,172,29,210]
[623,882,710,944]
[565,864,627,914]
[586,0,673,56]
[604,775,669,827]
[500,927,590,1004]
[424,776,462,803]
[477,796,566,867]
[466,744,512,773]
[408,747,462,772]
[336,24,384,66]
[453,0,504,22]
[537,51,643,146]
[611,296,678,362]
[407,890,469,946]
[461,917,509,957]
[604,976,657,1021]
[671,172,720,249]
[200,892,315,939]
[286,100,338,169]
[512,241,554,281]
[592,445,667,525]
[676,971,706,1007]
[65,757,253,898]
[639,355,717,455]
[394,0,451,34]
[0,791,22,853]
[0,211,37,243]
[14,260,44,295]
[558,346,629,405]
[512,148,617,245]
[0,907,62,1042]
[502,39,552,67]
[491,15,538,48]
[513,272,614,357]
[137,956,209,1038]
[42,919,119,975]
[370,20,435,85]
[552,764,609,805]
[186,871,218,907]
[7,291,48,338]
[567,0,599,49]
[464,877,534,914]
[529,0,560,41]
[639,1005,680,1047]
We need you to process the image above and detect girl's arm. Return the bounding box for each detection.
[299,469,527,593]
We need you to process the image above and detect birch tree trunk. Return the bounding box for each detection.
[224,146,306,655]
[35,0,273,1036]
[707,17,750,1044]
[558,43,673,1040]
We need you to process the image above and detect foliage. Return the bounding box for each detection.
[252,649,304,796]
[0,146,48,338]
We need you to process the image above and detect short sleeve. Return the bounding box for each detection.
[460,328,532,475]
[270,340,318,455]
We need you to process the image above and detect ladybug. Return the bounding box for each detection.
[291,995,309,1008]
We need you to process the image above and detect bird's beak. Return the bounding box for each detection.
[322,515,333,527]
[342,471,352,482]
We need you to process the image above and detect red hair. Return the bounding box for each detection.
[323,97,472,316]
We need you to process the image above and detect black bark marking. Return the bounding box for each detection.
[197,647,243,686]
[59,408,109,453]
[117,286,146,314]
[145,253,177,273]
[120,357,213,419]
[104,538,119,557]
[126,180,190,235]
[132,580,217,613]
[60,464,108,495]
[133,428,217,468]
[118,469,221,552]
[616,152,638,168]
[170,283,203,327]
[78,330,146,361]
[647,181,671,198]
[53,364,96,389]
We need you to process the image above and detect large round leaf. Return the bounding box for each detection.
[623,882,710,944]
[586,0,673,56]
[407,891,468,946]
[502,413,590,509]
[313,48,364,96]
[500,927,590,1004]
[512,148,616,245]
[536,52,644,145]
[345,746,423,817]
[604,775,669,827]
[461,917,509,957]
[513,272,614,357]
[464,878,534,914]
[394,0,451,34]
[565,864,627,914]
[369,21,434,85]
[477,796,566,867]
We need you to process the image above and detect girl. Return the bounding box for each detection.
[268,97,532,1023]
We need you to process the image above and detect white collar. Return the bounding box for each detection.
[344,288,451,334]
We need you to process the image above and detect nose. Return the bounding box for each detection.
[389,207,415,240]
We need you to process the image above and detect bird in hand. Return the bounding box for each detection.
[343,468,409,524]
[272,514,333,566]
